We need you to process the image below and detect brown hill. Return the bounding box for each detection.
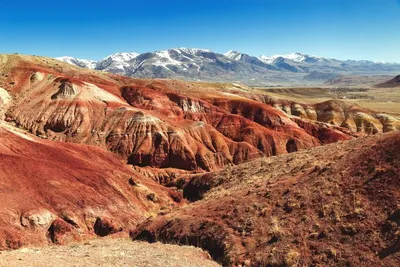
[325,75,393,86]
[131,132,400,266]
[0,122,181,250]
[1,53,400,258]
[376,75,400,88]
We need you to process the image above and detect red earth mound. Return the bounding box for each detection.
[0,124,181,250]
[131,132,400,266]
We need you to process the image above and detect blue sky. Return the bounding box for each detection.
[0,0,399,62]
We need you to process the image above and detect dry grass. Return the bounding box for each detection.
[269,216,283,238]
[284,249,300,266]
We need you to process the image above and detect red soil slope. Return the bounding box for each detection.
[131,132,400,266]
[0,54,357,182]
[0,124,181,250]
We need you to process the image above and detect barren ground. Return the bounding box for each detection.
[0,238,219,267]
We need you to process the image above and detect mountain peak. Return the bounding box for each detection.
[224,50,246,60]
[104,52,139,61]
[94,52,139,73]
[167,48,212,55]
[225,50,240,55]
[55,56,96,69]
[259,52,326,64]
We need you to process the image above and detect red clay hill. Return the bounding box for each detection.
[0,122,181,249]
[0,54,400,257]
[1,54,399,182]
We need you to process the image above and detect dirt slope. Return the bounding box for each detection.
[131,132,400,266]
[0,122,181,250]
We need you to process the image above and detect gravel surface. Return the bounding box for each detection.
[0,238,220,267]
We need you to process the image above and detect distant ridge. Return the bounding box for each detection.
[56,48,400,85]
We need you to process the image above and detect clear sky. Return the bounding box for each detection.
[0,0,399,62]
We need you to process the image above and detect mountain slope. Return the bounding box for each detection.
[131,131,400,266]
[55,56,96,69]
[260,52,330,64]
[95,52,139,73]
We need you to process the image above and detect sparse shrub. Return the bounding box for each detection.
[259,208,268,217]
[147,193,158,202]
[128,177,138,186]
[326,248,337,259]
[285,249,300,266]
[341,224,357,236]
[269,216,282,239]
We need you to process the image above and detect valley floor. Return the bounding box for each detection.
[0,238,219,267]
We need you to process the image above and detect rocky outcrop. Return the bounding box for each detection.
[20,209,57,229]
[47,218,80,245]
[51,78,80,99]
[0,87,11,119]
[93,217,123,237]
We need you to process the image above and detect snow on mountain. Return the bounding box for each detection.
[224,50,280,71]
[259,55,279,64]
[153,50,182,67]
[95,52,139,73]
[173,47,212,55]
[108,52,140,62]
[260,52,327,64]
[55,56,97,69]
[224,50,243,61]
[125,48,219,74]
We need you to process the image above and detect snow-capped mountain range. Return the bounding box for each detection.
[56,56,97,69]
[56,48,400,85]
